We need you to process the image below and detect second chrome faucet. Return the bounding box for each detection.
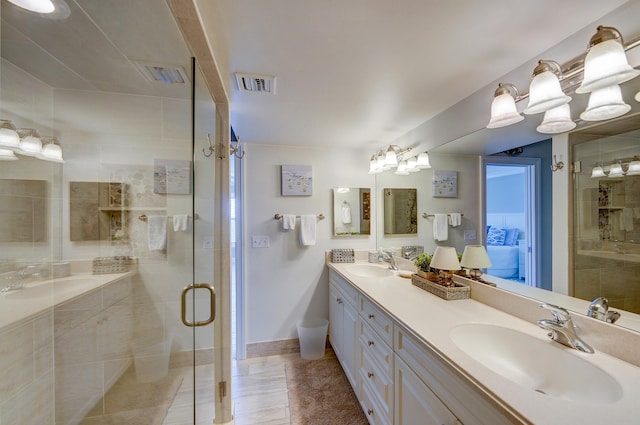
[537,303,594,354]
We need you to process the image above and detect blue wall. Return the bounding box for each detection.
[487,171,525,214]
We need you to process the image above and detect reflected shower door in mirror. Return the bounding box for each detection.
[333,187,371,236]
[383,188,417,235]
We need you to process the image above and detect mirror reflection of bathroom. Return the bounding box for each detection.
[332,187,371,236]
[383,188,417,235]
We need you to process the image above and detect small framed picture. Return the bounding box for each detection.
[154,159,192,195]
[281,165,313,196]
[432,170,457,198]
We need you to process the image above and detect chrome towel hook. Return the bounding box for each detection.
[203,133,215,158]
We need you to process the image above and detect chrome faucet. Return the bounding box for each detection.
[379,251,399,271]
[537,303,594,353]
[587,297,621,324]
[0,264,43,293]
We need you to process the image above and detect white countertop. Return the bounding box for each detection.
[0,270,136,331]
[328,261,640,425]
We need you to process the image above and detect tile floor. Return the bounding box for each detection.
[163,352,308,425]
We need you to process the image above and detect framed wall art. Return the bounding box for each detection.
[281,164,313,196]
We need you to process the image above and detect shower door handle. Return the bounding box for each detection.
[181,283,216,327]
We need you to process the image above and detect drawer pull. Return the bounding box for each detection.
[367,340,374,346]
[367,371,374,378]
[367,409,374,416]
[368,313,375,319]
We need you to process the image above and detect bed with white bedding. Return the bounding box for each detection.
[486,245,519,279]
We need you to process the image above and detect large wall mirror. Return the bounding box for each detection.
[332,187,371,236]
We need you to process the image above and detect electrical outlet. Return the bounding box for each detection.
[251,235,270,248]
[463,230,477,241]
[203,236,213,249]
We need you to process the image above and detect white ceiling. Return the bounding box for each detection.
[0,0,632,153]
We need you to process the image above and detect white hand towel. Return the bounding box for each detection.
[433,213,448,241]
[147,215,167,250]
[448,213,461,227]
[341,203,352,224]
[173,214,188,232]
[282,214,296,230]
[299,215,316,246]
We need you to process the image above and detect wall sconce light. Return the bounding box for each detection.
[429,246,461,287]
[460,245,492,282]
[487,25,640,135]
[486,83,524,128]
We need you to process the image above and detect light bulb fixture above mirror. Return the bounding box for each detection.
[487,25,640,135]
[368,145,431,175]
[590,157,640,178]
[0,119,65,163]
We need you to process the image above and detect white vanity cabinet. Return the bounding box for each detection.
[329,270,359,388]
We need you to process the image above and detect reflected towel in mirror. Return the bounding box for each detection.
[449,213,462,227]
[433,213,448,241]
[147,215,167,250]
[173,214,188,232]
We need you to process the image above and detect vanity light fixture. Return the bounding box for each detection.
[429,246,461,287]
[0,120,20,149]
[524,60,571,115]
[38,137,64,163]
[416,152,431,169]
[0,148,18,161]
[486,83,524,129]
[394,160,409,175]
[580,84,631,122]
[6,0,55,13]
[460,245,492,282]
[17,129,42,156]
[576,26,640,94]
[626,159,640,175]
[590,164,607,178]
[487,26,640,134]
[608,161,624,178]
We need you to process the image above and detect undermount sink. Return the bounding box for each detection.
[346,264,394,278]
[450,323,622,403]
[1,276,99,301]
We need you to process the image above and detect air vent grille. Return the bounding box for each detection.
[134,61,188,85]
[235,72,276,94]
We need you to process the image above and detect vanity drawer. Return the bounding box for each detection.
[359,317,394,379]
[359,349,394,422]
[329,269,359,307]
[359,296,393,346]
[360,372,393,425]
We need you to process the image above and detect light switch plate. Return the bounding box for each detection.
[203,236,213,249]
[463,230,477,240]
[251,235,270,248]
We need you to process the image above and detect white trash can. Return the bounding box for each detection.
[131,338,172,382]
[297,318,329,360]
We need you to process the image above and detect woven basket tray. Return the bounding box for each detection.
[411,274,470,300]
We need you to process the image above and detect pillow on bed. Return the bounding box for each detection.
[487,227,506,245]
[504,228,519,246]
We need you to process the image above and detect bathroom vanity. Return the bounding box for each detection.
[327,258,640,425]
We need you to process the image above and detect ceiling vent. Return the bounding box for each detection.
[134,61,189,85]
[234,72,276,94]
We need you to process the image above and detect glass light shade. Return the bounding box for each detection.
[626,160,640,175]
[460,245,492,269]
[0,148,18,161]
[368,155,380,174]
[6,0,55,13]
[17,129,42,156]
[577,39,640,94]
[0,120,20,148]
[636,90,640,103]
[536,104,576,134]
[376,152,387,169]
[430,246,461,271]
[38,139,64,163]
[416,152,431,169]
[384,146,398,168]
[406,157,419,172]
[579,85,630,122]
[590,166,606,178]
[394,160,409,175]
[608,162,624,178]
[487,93,524,128]
[524,71,571,115]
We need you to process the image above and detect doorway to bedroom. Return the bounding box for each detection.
[485,159,540,287]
